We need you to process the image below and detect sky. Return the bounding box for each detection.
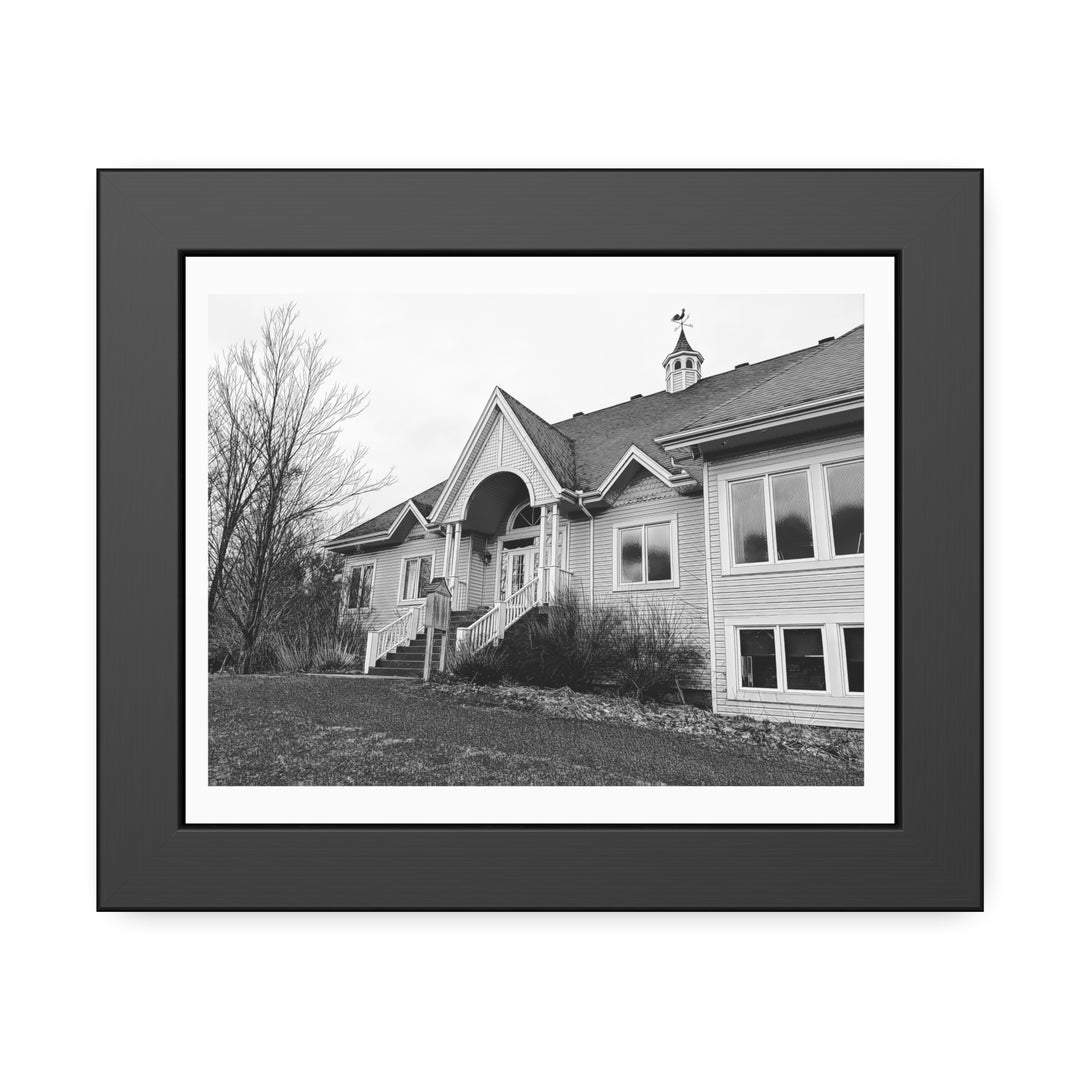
[208,293,863,529]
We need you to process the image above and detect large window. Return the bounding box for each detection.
[616,519,676,588]
[737,625,828,693]
[401,555,432,601]
[730,469,815,564]
[346,563,374,610]
[842,626,864,693]
[826,460,864,555]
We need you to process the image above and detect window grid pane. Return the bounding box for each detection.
[620,527,643,584]
[731,479,769,564]
[783,628,827,691]
[827,460,864,555]
[645,523,672,582]
[739,628,777,688]
[844,626,864,693]
[771,471,815,561]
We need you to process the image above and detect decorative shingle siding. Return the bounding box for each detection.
[445,406,556,520]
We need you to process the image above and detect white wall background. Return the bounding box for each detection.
[1,1,1073,1077]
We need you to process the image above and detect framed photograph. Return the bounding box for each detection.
[98,169,982,910]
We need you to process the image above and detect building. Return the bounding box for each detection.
[325,324,865,726]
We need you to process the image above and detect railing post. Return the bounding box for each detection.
[364,631,377,673]
[497,602,506,640]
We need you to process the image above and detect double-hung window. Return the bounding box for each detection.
[615,518,677,589]
[401,555,432,601]
[345,563,374,610]
[730,469,816,565]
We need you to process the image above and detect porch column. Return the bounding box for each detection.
[537,505,548,602]
[449,522,462,607]
[442,524,453,581]
[549,501,561,600]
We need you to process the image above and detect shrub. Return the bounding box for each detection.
[448,641,508,685]
[504,592,622,690]
[609,600,705,702]
[310,634,357,672]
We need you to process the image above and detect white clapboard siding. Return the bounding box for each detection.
[707,433,865,726]
[340,522,444,631]
[589,487,712,689]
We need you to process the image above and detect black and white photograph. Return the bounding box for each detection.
[202,272,876,796]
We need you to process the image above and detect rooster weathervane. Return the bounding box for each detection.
[670,307,694,331]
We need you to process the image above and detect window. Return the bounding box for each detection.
[616,519,677,588]
[346,563,374,610]
[737,625,828,694]
[673,360,682,370]
[401,555,432,601]
[843,626,864,693]
[510,504,541,530]
[729,469,816,565]
[739,629,777,688]
[783,628,826,690]
[826,460,864,555]
[771,472,815,560]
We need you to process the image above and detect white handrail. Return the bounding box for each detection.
[457,576,539,652]
[364,606,424,672]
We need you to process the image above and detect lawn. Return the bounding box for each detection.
[209,675,862,786]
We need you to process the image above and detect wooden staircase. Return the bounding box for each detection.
[367,609,489,679]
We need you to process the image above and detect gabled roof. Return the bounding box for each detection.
[499,388,577,489]
[326,325,863,546]
[327,480,445,545]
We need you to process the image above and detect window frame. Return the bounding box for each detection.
[398,552,434,604]
[734,623,830,696]
[724,617,864,709]
[823,457,865,559]
[344,559,377,611]
[728,467,818,568]
[612,514,680,591]
[839,623,865,696]
[714,442,865,576]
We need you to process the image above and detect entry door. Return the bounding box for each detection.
[500,545,539,600]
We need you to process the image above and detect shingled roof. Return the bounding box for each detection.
[499,388,577,489]
[327,326,862,544]
[668,326,864,437]
[329,479,446,544]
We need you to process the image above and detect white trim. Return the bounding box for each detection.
[325,498,430,551]
[611,512,681,592]
[428,389,564,523]
[823,457,866,558]
[723,616,864,710]
[702,460,719,712]
[714,440,865,576]
[399,550,436,604]
[839,623,865,696]
[343,557,377,612]
[657,392,864,448]
[591,444,694,501]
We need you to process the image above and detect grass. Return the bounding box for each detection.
[209,675,862,786]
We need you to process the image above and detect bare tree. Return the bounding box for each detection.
[208,351,262,618]
[211,303,394,670]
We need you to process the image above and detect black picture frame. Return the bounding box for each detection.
[98,169,982,911]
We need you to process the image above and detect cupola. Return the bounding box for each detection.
[663,327,704,393]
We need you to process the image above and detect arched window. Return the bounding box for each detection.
[673,360,682,370]
[686,359,694,369]
[510,503,541,530]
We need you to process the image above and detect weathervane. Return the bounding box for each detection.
[670,307,693,331]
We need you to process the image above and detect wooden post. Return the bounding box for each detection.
[423,622,435,682]
[538,505,548,603]
[550,502,560,593]
[439,627,449,672]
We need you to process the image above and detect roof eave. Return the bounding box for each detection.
[656,392,864,450]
